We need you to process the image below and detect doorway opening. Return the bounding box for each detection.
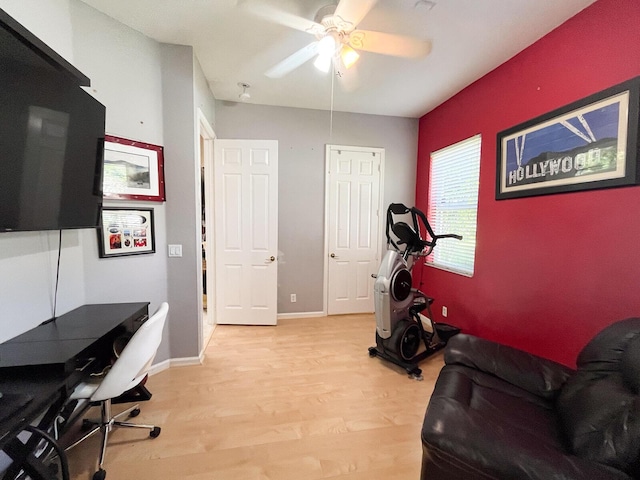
[198,110,216,352]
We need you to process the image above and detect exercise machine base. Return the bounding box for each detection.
[368,323,459,379]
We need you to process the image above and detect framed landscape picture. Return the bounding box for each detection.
[496,76,640,199]
[102,135,166,202]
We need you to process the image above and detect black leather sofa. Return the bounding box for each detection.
[421,318,640,480]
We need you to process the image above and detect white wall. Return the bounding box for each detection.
[70,3,217,361]
[0,231,86,342]
[214,102,418,314]
[0,0,415,357]
[0,1,218,363]
[0,0,74,61]
[68,0,171,361]
[194,55,216,129]
[0,0,87,343]
[69,2,164,144]
[161,44,201,359]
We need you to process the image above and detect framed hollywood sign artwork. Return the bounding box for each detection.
[496,76,640,200]
[102,135,166,201]
[98,207,155,258]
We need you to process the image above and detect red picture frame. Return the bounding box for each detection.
[102,135,166,202]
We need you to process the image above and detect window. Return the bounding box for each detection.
[427,135,481,276]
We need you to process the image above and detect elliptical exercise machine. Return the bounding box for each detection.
[368,203,462,379]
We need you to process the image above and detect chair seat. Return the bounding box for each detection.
[69,379,101,401]
[63,302,168,480]
[423,365,563,475]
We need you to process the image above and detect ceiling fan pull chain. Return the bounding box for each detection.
[329,60,335,143]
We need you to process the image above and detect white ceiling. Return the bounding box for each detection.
[79,0,597,118]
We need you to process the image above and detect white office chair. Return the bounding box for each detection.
[65,302,168,480]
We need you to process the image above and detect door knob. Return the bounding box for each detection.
[330,253,338,258]
[269,256,276,262]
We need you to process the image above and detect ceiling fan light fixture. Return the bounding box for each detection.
[340,45,359,69]
[317,34,337,57]
[313,53,332,73]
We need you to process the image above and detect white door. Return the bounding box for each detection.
[326,145,383,315]
[214,139,278,325]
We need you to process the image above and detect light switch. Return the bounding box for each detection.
[168,244,183,257]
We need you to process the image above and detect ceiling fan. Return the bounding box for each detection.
[245,0,432,79]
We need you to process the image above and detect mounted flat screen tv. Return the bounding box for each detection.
[0,9,106,232]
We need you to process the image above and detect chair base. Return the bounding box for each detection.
[111,383,152,405]
[65,399,161,479]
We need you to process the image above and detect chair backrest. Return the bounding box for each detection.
[91,302,168,402]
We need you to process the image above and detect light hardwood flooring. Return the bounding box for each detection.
[66,314,444,480]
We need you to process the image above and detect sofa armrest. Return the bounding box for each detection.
[444,333,575,400]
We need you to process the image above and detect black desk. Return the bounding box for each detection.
[0,302,149,479]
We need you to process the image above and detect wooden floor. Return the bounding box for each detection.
[66,314,444,479]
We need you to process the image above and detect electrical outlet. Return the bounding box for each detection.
[290,294,297,303]
[442,306,448,317]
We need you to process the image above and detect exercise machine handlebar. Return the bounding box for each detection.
[385,203,462,259]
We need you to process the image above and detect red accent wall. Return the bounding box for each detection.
[415,0,640,367]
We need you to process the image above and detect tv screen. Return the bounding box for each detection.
[0,21,105,232]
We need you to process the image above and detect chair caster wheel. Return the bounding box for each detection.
[150,426,161,438]
[93,468,106,480]
[130,407,141,418]
[368,347,377,357]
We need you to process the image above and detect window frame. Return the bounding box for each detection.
[426,134,482,277]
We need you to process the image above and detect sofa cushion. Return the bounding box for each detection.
[422,364,630,479]
[557,318,640,476]
[445,333,574,400]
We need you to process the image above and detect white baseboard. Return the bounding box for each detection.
[277,311,326,320]
[148,355,202,376]
[170,356,203,367]
[148,359,170,376]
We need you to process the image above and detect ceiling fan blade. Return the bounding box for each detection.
[335,0,378,28]
[242,0,322,33]
[265,41,319,78]
[350,30,431,58]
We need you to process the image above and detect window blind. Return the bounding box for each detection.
[427,135,481,276]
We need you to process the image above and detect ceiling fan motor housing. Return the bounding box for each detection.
[313,4,355,37]
[313,4,338,24]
